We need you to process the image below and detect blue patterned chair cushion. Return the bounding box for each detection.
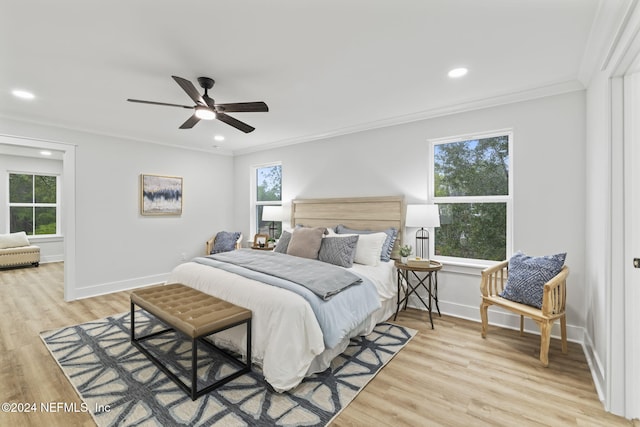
[318,235,360,268]
[499,251,567,309]
[211,231,241,254]
[335,225,398,262]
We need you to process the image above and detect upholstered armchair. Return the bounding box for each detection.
[480,259,569,366]
[205,232,243,255]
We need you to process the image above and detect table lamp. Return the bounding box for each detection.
[406,204,440,260]
[261,206,283,239]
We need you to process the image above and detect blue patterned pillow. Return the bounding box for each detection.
[335,225,398,262]
[499,251,566,308]
[318,235,360,267]
[211,231,241,254]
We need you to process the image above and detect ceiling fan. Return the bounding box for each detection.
[127,76,268,133]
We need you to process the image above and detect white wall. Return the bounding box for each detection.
[0,119,235,298]
[0,153,64,262]
[234,91,586,337]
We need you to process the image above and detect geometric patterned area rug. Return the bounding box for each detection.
[40,310,416,427]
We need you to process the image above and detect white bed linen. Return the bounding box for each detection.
[167,258,396,392]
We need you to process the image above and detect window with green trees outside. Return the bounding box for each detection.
[255,164,282,237]
[9,173,58,235]
[430,132,511,262]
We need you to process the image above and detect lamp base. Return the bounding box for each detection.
[415,228,430,260]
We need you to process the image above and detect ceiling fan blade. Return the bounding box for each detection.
[179,114,201,129]
[215,101,269,113]
[216,112,255,133]
[127,99,193,109]
[172,76,206,106]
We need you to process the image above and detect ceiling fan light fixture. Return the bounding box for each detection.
[195,106,216,120]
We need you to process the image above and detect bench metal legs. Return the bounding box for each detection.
[130,301,252,400]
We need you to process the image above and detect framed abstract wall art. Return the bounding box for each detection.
[140,174,183,215]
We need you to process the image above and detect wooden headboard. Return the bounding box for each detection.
[291,196,405,256]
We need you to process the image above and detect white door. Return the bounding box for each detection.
[624,69,640,420]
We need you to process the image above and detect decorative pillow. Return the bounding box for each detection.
[211,231,241,254]
[0,231,30,249]
[335,224,398,262]
[499,251,567,309]
[273,230,292,253]
[286,227,326,259]
[318,235,360,268]
[337,232,387,266]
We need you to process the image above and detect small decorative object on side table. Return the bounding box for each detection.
[251,233,272,250]
[399,244,412,264]
[394,259,443,329]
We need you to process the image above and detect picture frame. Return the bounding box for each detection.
[253,234,269,248]
[140,174,183,216]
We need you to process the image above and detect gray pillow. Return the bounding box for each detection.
[318,235,359,268]
[336,224,398,262]
[286,227,326,259]
[273,230,292,253]
[211,231,240,254]
[499,251,567,308]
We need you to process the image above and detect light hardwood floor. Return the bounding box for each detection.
[0,262,637,427]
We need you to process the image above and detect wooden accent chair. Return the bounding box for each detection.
[480,260,570,366]
[205,232,243,255]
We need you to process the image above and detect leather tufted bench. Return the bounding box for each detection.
[130,283,252,400]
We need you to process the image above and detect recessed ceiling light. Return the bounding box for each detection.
[12,89,35,100]
[448,68,468,78]
[213,135,225,142]
[40,150,52,156]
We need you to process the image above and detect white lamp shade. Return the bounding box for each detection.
[261,205,283,222]
[406,204,440,228]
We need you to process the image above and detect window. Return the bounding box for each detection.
[429,131,512,263]
[9,173,59,236]
[252,163,282,239]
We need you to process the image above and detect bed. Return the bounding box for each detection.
[167,196,405,392]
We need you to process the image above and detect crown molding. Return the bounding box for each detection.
[232,79,585,156]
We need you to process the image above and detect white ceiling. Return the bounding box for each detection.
[1,0,601,156]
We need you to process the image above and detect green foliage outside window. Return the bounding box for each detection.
[435,203,507,261]
[9,173,58,235]
[433,135,509,261]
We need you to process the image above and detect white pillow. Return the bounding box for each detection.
[0,231,30,249]
[342,232,387,266]
[325,228,338,236]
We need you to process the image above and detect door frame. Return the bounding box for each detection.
[622,67,640,421]
[608,4,640,417]
[0,134,76,301]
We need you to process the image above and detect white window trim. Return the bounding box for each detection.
[7,172,61,237]
[427,129,513,266]
[250,162,282,238]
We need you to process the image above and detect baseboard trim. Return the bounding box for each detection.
[408,299,584,343]
[582,330,606,405]
[69,273,170,300]
[40,255,64,264]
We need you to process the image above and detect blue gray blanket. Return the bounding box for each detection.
[192,249,381,348]
[208,249,362,300]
